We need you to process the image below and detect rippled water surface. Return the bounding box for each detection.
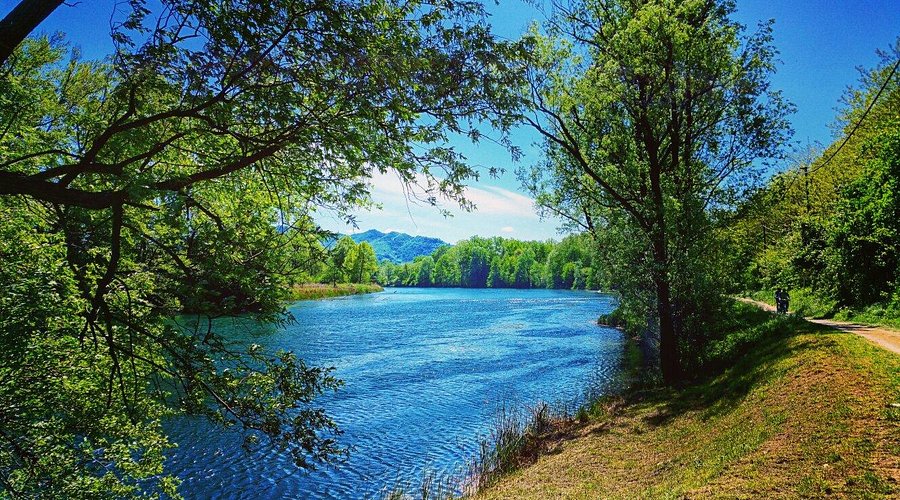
[166,288,623,499]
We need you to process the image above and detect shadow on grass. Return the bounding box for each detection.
[639,305,837,428]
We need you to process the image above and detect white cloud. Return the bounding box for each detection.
[367,170,538,219]
[460,183,538,218]
[316,169,564,242]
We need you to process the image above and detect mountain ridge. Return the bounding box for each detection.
[348,229,448,263]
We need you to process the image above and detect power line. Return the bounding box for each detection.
[807,56,900,176]
[775,56,900,204]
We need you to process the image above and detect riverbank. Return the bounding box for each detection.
[477,304,899,498]
[289,283,384,301]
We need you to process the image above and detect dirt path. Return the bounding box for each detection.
[736,297,900,355]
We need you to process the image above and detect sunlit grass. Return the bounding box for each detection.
[289,283,383,301]
[749,288,900,329]
[476,305,899,498]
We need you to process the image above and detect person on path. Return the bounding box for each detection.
[781,289,790,313]
[775,288,784,313]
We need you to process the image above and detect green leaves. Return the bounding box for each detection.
[376,235,598,290]
[0,201,176,498]
[519,0,793,381]
[0,0,528,495]
[729,43,900,311]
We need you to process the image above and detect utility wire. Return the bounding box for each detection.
[776,56,900,203]
[807,57,900,176]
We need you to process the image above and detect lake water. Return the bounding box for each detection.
[165,287,623,499]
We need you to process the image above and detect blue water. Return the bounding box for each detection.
[166,288,623,499]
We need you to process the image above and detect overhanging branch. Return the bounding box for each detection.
[0,0,64,67]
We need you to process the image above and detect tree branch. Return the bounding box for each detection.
[0,0,64,67]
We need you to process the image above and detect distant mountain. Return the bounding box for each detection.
[349,229,447,264]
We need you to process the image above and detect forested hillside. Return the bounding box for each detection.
[348,229,446,263]
[377,234,598,289]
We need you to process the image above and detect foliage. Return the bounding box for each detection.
[345,242,379,284]
[319,237,379,284]
[0,0,527,495]
[376,234,597,289]
[518,0,793,381]
[0,204,178,498]
[728,42,900,320]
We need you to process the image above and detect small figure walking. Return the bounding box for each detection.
[775,288,790,313]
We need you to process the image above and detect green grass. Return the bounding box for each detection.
[478,303,900,499]
[289,283,383,301]
[833,302,900,330]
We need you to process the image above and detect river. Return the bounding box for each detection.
[165,287,624,498]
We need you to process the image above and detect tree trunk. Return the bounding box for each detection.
[0,0,64,66]
[647,139,680,384]
[653,256,680,384]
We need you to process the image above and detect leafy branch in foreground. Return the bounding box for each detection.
[0,0,527,495]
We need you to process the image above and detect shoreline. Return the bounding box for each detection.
[289,283,384,301]
[475,303,899,498]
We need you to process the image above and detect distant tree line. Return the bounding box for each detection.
[376,234,599,289]
[320,236,379,285]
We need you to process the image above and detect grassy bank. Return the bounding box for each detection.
[476,304,899,498]
[290,283,384,301]
[749,289,900,330]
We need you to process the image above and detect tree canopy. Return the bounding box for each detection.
[725,43,900,314]
[519,0,793,382]
[0,0,527,495]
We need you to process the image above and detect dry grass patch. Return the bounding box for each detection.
[289,283,383,300]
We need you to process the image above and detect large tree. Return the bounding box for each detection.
[521,0,793,382]
[0,0,525,495]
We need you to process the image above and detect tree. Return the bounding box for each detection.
[415,256,436,287]
[432,249,462,286]
[546,235,589,288]
[829,128,900,305]
[346,241,378,284]
[487,256,505,288]
[513,248,536,288]
[725,43,900,311]
[376,259,397,285]
[324,236,358,284]
[458,242,491,287]
[0,0,526,494]
[522,0,792,382]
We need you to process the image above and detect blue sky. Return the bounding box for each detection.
[12,0,900,242]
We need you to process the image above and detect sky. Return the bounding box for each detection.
[9,0,900,242]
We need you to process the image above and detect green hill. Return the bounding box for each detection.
[348,229,447,264]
